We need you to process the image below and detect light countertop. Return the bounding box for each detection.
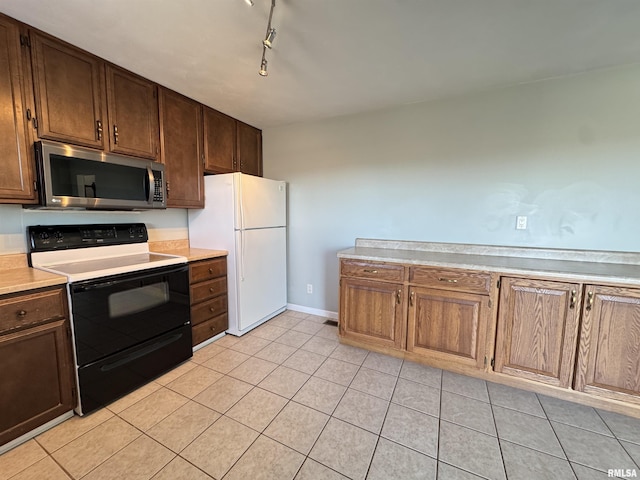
[153,247,228,262]
[338,242,640,286]
[0,267,67,296]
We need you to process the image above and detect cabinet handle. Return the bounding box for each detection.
[166,181,170,198]
[210,307,215,312]
[208,268,214,274]
[96,120,103,140]
[438,278,458,283]
[209,287,215,293]
[363,269,378,274]
[569,290,577,309]
[113,124,119,144]
[586,291,594,311]
[17,310,27,317]
[410,290,415,307]
[396,289,401,304]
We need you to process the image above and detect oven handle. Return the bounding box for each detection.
[73,264,188,291]
[100,332,185,372]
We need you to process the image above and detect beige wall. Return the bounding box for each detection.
[263,64,640,312]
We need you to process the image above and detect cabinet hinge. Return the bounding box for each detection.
[488,299,492,308]
[497,279,501,289]
[19,34,31,47]
[491,357,495,367]
[32,116,38,129]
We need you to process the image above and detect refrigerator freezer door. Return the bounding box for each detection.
[235,173,286,230]
[232,227,287,333]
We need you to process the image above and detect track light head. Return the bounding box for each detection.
[244,0,254,6]
[259,58,268,76]
[263,28,276,49]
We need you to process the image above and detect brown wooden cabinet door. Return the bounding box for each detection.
[494,277,581,388]
[407,286,488,369]
[0,319,75,446]
[159,87,204,208]
[237,121,262,176]
[0,16,35,202]
[106,65,159,159]
[575,285,640,403]
[203,107,236,174]
[31,32,105,148]
[339,277,405,350]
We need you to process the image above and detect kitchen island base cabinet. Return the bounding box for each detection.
[494,277,581,389]
[407,287,489,370]
[339,277,405,350]
[0,287,75,447]
[575,285,640,404]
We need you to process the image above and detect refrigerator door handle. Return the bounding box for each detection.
[239,228,245,281]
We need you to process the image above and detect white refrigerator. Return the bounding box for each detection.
[188,173,287,336]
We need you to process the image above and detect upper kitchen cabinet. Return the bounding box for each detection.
[30,31,106,149]
[203,108,263,177]
[0,15,36,203]
[159,87,204,208]
[203,107,236,174]
[237,121,262,176]
[105,65,159,159]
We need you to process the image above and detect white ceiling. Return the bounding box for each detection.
[2,0,640,128]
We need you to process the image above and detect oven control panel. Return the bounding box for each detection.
[28,223,149,252]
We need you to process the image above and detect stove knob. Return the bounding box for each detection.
[54,231,64,240]
[39,232,49,240]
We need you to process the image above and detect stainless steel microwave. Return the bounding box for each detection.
[31,141,166,210]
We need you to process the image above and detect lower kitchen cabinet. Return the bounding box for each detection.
[339,277,405,350]
[574,284,640,403]
[0,286,75,446]
[494,277,581,388]
[407,286,489,370]
[189,257,228,346]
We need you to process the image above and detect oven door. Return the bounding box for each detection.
[70,264,190,367]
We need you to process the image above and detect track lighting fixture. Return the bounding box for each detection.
[258,0,276,77]
[244,0,254,6]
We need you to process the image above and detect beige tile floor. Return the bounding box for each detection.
[2,310,640,480]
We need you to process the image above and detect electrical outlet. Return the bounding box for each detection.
[307,284,313,294]
[516,216,528,230]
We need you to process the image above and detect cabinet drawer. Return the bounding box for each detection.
[0,287,67,334]
[191,277,227,304]
[192,313,228,346]
[409,266,491,294]
[190,258,226,284]
[341,260,404,282]
[191,295,228,326]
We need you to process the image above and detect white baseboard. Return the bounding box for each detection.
[287,303,338,319]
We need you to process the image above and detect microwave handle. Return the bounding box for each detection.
[145,166,153,204]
